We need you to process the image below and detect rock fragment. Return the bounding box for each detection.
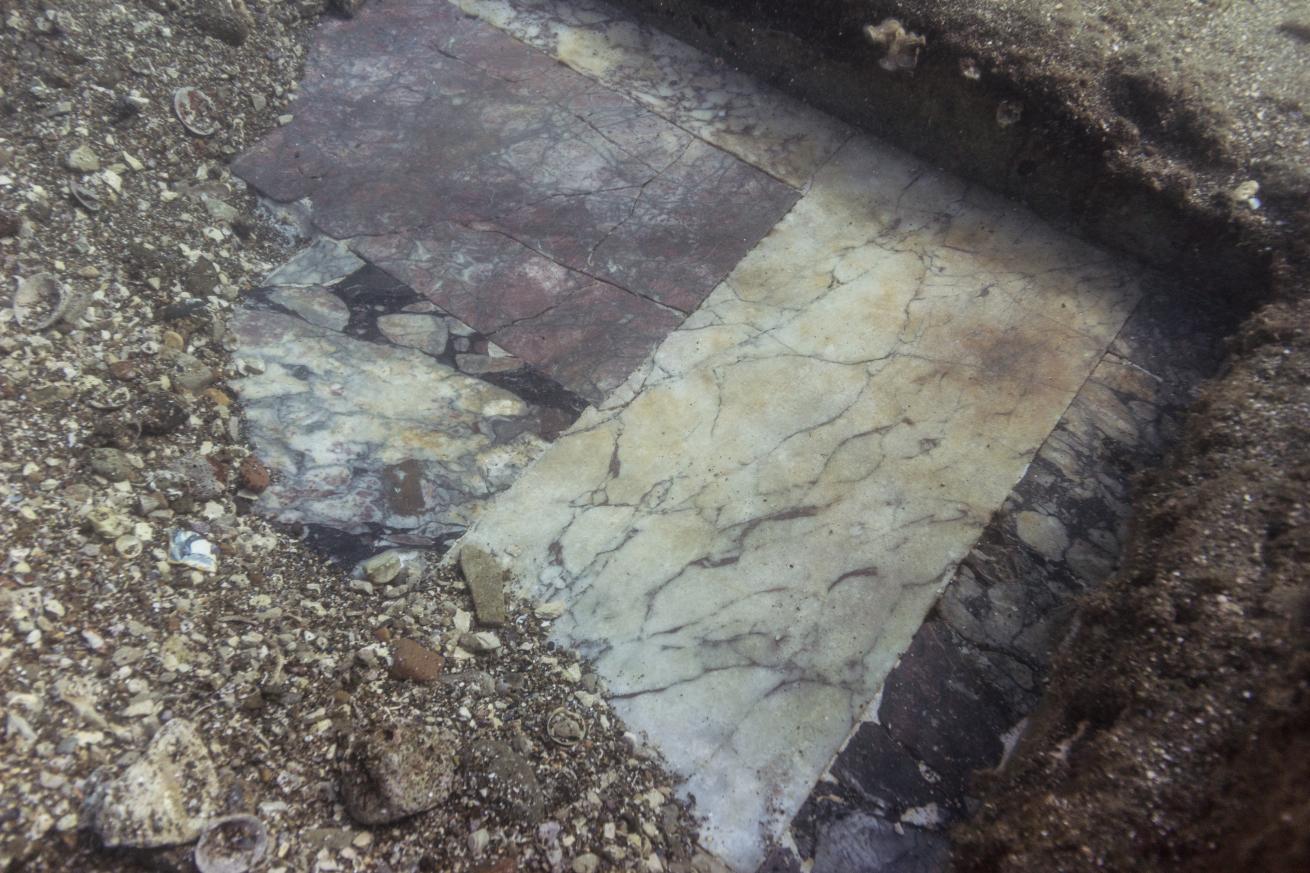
[330,0,367,18]
[169,351,217,392]
[169,452,225,500]
[460,546,508,627]
[377,313,449,357]
[864,19,925,72]
[572,853,601,873]
[358,549,423,585]
[138,391,188,435]
[340,723,456,825]
[238,455,270,493]
[65,145,100,173]
[86,718,220,847]
[463,740,545,824]
[191,0,254,47]
[460,631,502,654]
[88,447,134,482]
[390,638,445,683]
[185,257,222,297]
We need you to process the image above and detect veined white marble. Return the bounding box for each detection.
[447,0,852,187]
[461,138,1142,869]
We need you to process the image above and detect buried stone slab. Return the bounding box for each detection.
[448,0,853,187]
[781,280,1233,866]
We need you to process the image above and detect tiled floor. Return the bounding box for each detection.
[230,0,1225,869]
[232,0,796,403]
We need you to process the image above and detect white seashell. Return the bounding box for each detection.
[13,273,69,331]
[194,815,268,873]
[173,87,221,137]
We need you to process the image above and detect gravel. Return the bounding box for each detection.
[0,1,707,870]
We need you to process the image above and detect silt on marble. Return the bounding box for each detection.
[231,0,796,403]
[448,0,853,187]
[461,137,1142,871]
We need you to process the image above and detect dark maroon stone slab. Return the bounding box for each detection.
[353,227,682,403]
[233,0,797,402]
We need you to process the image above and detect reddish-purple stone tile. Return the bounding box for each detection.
[232,0,796,402]
[354,228,681,402]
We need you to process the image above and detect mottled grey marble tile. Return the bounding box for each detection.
[262,236,364,288]
[231,308,550,546]
[232,265,588,552]
[266,285,350,332]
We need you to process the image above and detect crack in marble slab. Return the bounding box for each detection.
[461,137,1144,870]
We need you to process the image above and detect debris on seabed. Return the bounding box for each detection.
[12,273,69,331]
[169,528,218,573]
[997,99,1024,127]
[546,706,588,747]
[864,19,926,72]
[194,815,269,873]
[174,86,222,136]
[1229,179,1261,210]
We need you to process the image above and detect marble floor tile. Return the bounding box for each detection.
[448,0,853,187]
[460,138,1144,870]
[232,267,586,551]
[231,0,796,404]
[352,226,686,403]
[780,281,1232,871]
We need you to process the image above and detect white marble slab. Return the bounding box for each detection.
[448,0,852,187]
[461,137,1142,869]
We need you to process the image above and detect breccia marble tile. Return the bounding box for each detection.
[230,260,586,550]
[353,226,687,403]
[448,0,853,186]
[231,0,796,404]
[461,137,1143,871]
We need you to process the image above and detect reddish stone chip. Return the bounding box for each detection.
[238,455,271,493]
[390,638,444,683]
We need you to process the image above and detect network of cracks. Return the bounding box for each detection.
[230,0,1236,869]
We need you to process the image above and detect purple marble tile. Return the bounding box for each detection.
[233,0,796,402]
[354,227,682,402]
